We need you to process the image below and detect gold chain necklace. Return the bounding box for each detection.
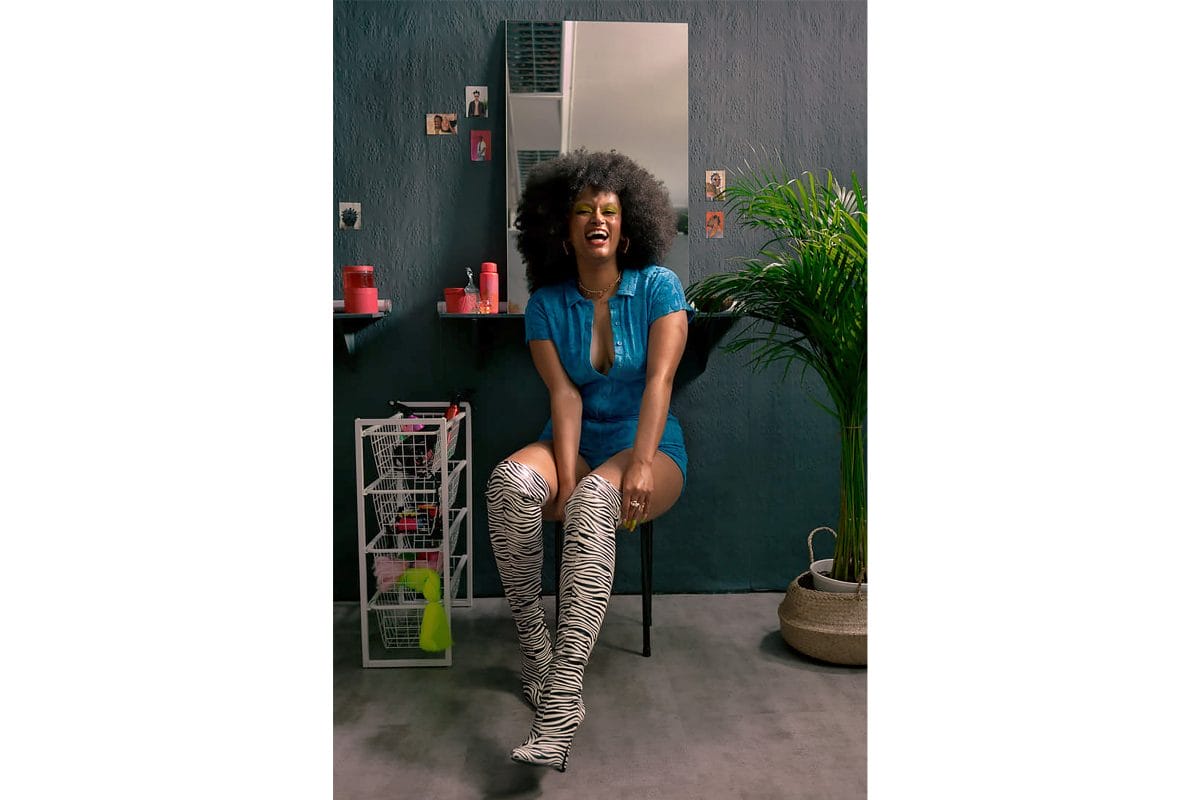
[578,271,622,299]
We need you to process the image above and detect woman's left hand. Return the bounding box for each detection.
[620,460,654,531]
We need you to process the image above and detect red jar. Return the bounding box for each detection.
[443,287,466,313]
[342,265,378,313]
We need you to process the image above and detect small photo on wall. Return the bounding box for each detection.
[465,85,488,118]
[470,130,492,162]
[705,210,725,239]
[705,170,725,200]
[426,113,458,135]
[338,202,361,230]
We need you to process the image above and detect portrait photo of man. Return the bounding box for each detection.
[706,169,725,200]
[465,86,488,118]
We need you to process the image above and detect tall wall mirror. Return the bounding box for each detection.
[504,20,689,313]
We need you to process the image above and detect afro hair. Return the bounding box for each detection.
[515,149,678,293]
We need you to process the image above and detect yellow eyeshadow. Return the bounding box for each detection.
[573,203,593,213]
[601,205,619,214]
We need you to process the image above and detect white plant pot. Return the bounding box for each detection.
[807,527,867,594]
[810,558,868,594]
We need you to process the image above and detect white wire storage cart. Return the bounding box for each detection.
[355,401,473,667]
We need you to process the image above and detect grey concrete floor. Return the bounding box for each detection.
[334,593,866,800]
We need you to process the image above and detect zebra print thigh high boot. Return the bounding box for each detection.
[486,460,553,709]
[510,472,621,771]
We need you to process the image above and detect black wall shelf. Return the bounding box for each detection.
[334,299,392,357]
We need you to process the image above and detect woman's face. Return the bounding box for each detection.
[567,187,622,263]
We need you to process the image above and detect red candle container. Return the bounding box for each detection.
[443,287,466,313]
[342,265,378,313]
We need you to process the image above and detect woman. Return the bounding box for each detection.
[486,149,694,771]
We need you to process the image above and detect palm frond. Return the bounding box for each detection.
[686,159,868,581]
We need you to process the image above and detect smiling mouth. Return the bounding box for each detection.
[585,230,609,243]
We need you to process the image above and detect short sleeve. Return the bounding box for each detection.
[647,267,696,325]
[524,288,552,343]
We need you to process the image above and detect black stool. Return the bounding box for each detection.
[554,519,654,657]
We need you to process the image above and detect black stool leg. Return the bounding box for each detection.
[641,520,653,657]
[646,521,654,628]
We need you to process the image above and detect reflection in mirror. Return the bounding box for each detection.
[505,20,689,313]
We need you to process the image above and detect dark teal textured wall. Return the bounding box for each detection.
[333,0,866,600]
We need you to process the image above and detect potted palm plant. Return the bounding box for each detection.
[686,161,866,664]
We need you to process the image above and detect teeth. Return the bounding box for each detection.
[586,232,608,241]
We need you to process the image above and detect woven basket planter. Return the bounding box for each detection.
[778,571,867,666]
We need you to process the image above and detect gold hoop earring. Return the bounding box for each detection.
[562,240,572,256]
[621,237,631,255]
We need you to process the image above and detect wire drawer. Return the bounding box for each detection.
[364,413,462,481]
[364,461,466,550]
[369,555,468,649]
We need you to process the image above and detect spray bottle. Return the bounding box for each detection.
[462,266,479,313]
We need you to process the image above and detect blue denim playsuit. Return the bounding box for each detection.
[524,266,695,485]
